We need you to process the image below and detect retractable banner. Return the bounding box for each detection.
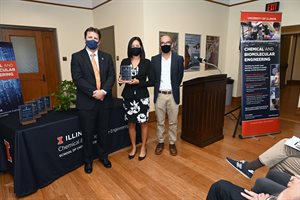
[240,12,282,137]
[0,42,23,116]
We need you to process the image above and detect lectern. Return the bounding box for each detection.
[181,74,227,147]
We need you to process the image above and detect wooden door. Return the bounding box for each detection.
[280,35,292,87]
[99,26,117,98]
[0,27,61,103]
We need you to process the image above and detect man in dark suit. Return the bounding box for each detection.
[71,27,115,173]
[151,34,184,156]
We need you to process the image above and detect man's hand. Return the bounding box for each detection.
[92,90,106,101]
[241,189,270,200]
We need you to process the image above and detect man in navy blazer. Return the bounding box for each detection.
[151,34,184,156]
[71,27,115,173]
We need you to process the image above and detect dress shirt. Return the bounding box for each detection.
[159,53,172,91]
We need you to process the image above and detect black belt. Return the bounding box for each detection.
[158,90,172,94]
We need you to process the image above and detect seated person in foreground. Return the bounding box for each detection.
[206,170,300,200]
[226,138,300,179]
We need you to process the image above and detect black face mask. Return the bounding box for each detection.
[161,45,171,53]
[130,47,141,56]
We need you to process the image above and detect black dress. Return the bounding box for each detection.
[120,58,153,123]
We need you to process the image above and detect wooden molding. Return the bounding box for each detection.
[22,0,111,10]
[205,0,258,7]
[282,25,300,35]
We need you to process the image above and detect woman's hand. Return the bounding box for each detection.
[118,75,126,84]
[129,78,139,85]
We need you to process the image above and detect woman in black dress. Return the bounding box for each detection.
[118,37,154,160]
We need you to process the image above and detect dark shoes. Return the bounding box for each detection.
[128,149,136,159]
[226,157,253,179]
[138,149,147,161]
[128,153,136,159]
[155,143,164,155]
[169,144,177,156]
[84,158,111,173]
[84,162,93,174]
[100,158,112,168]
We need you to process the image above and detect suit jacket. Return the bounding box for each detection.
[71,48,116,110]
[151,52,184,104]
[120,58,154,99]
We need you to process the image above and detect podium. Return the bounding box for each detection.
[181,74,227,147]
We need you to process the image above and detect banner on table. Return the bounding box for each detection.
[240,12,282,137]
[0,42,23,116]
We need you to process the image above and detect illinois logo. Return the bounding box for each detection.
[57,136,63,145]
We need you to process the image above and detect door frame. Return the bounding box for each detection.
[0,24,62,103]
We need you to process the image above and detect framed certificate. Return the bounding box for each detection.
[19,104,36,125]
[120,65,132,81]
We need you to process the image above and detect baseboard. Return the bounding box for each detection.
[148,105,182,122]
[232,96,241,105]
[148,111,156,122]
[287,80,300,85]
[297,107,300,115]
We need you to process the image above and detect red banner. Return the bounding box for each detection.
[0,60,19,80]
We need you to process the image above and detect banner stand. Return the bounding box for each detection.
[230,106,281,139]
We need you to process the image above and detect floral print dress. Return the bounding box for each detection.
[123,66,150,123]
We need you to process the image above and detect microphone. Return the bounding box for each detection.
[193,56,206,63]
[193,56,222,74]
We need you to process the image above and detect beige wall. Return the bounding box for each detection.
[0,0,93,81]
[225,0,300,96]
[1,0,300,108]
[93,0,144,98]
[94,0,229,110]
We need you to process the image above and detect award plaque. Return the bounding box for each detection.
[43,96,52,111]
[19,104,36,125]
[25,100,41,119]
[120,65,132,81]
[31,100,41,119]
[37,98,47,115]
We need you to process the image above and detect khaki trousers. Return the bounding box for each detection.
[259,138,300,176]
[155,93,179,144]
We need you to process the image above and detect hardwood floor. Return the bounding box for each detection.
[1,85,300,200]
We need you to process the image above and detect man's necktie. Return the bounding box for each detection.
[91,52,101,90]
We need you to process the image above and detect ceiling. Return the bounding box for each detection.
[22,0,256,9]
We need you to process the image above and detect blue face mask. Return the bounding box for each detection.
[86,40,98,50]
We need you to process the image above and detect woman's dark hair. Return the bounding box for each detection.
[127,36,145,59]
[84,27,101,40]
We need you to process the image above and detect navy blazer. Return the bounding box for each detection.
[71,48,116,110]
[151,52,184,104]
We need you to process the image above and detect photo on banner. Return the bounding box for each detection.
[159,31,178,54]
[205,35,219,70]
[184,33,201,71]
[0,42,23,117]
[240,11,282,137]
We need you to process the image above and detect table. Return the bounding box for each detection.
[0,98,138,197]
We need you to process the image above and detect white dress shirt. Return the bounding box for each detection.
[159,53,172,91]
